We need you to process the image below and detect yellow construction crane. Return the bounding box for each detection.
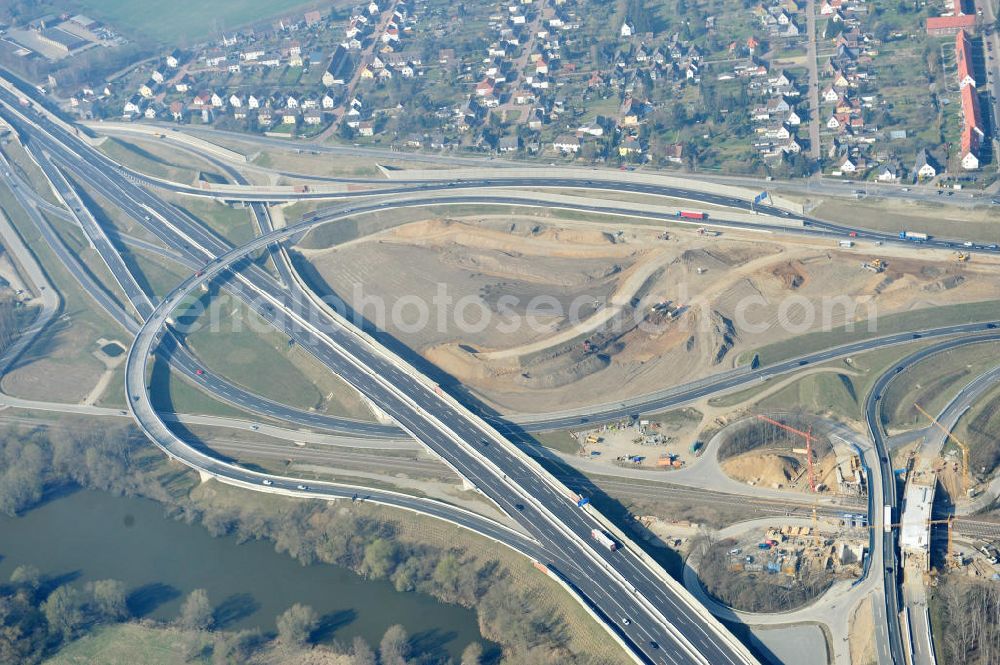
[914,402,970,493]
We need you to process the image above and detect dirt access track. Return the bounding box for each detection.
[299,213,1000,415]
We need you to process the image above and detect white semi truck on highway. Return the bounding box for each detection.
[591,528,619,551]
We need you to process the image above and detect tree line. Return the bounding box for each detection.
[0,422,616,664]
[933,576,1000,665]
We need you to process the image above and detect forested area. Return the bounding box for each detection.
[932,577,1000,665]
[717,414,832,461]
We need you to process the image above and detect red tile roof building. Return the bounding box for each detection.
[960,84,984,137]
[926,14,976,36]
[956,30,976,87]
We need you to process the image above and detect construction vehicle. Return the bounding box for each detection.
[956,251,970,262]
[591,528,619,551]
[862,258,885,273]
[839,240,855,248]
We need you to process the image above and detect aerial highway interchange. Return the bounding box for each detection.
[0,76,998,665]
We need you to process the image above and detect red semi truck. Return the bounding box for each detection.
[678,210,707,220]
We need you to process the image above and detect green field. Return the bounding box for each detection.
[710,342,937,422]
[532,430,581,454]
[881,341,1000,431]
[740,301,1000,367]
[62,0,326,43]
[953,381,1000,475]
[172,294,375,420]
[44,623,211,665]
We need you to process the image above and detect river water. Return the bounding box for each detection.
[0,488,493,661]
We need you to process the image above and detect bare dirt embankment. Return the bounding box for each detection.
[300,214,1000,414]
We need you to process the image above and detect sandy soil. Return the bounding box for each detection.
[302,214,1000,414]
[722,447,844,494]
[849,595,877,665]
[723,452,804,487]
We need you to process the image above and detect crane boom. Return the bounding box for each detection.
[756,415,818,492]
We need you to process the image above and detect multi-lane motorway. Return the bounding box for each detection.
[0,88,764,665]
[2,79,1000,665]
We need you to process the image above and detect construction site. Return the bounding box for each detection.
[717,414,867,497]
[696,518,869,613]
[299,214,1000,415]
[573,409,703,470]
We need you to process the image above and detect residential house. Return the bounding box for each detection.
[912,149,938,179]
[358,120,375,136]
[169,100,185,121]
[836,154,858,173]
[166,49,183,68]
[122,95,142,118]
[961,84,984,137]
[956,30,976,88]
[876,163,899,182]
[926,15,976,36]
[498,135,520,152]
[618,137,643,156]
[304,109,323,125]
[241,47,265,61]
[782,137,802,154]
[323,45,352,86]
[960,126,980,169]
[664,143,684,164]
[553,134,581,153]
[203,50,227,67]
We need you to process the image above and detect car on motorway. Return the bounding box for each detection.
[296,484,308,490]
[195,368,204,376]
[621,617,631,625]
[262,479,273,486]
